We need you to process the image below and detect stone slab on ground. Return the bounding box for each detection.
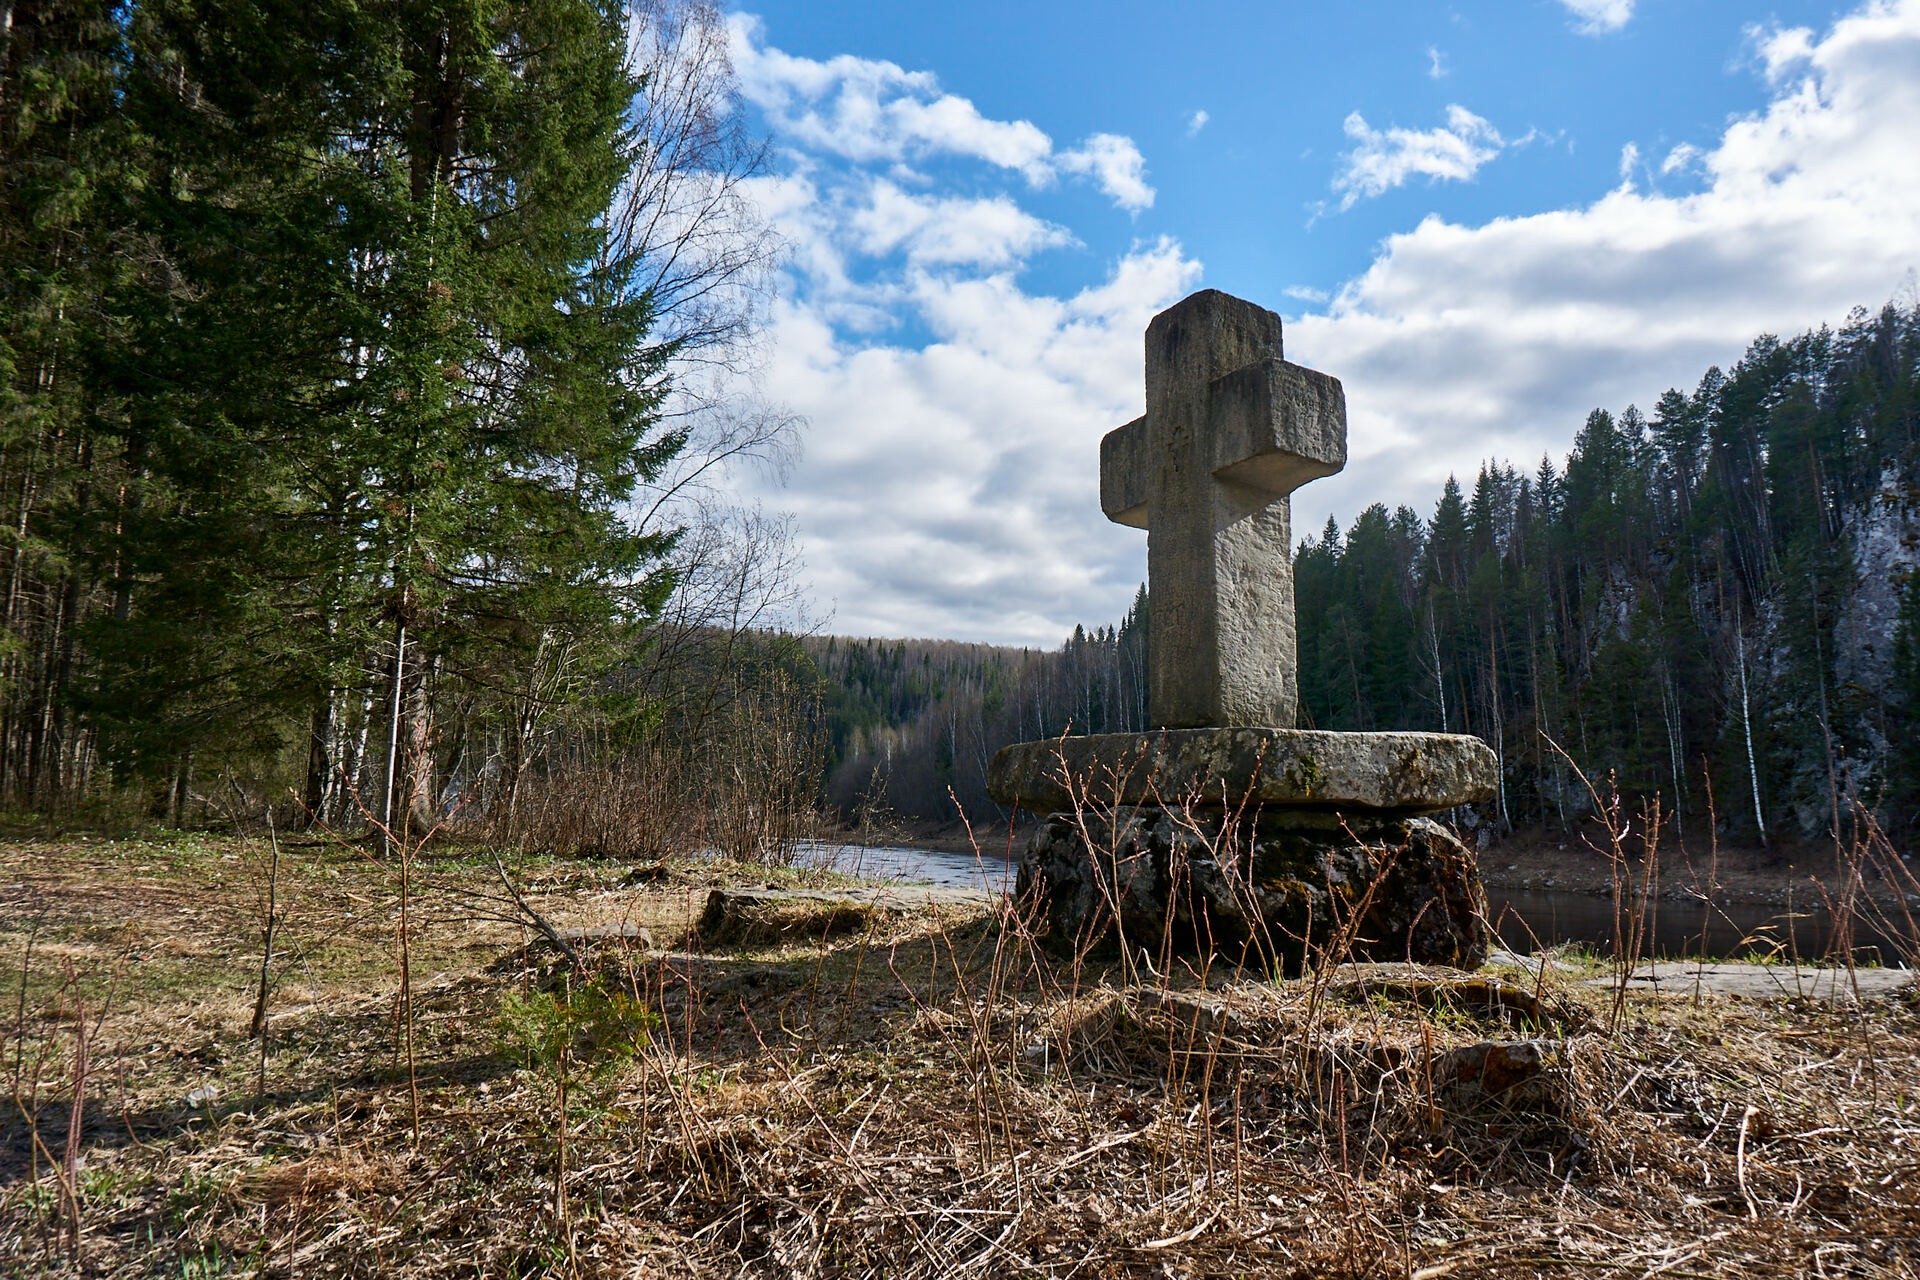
[697,884,991,946]
[1591,961,1915,1002]
[1326,966,1579,1031]
[988,726,1498,815]
[719,884,992,910]
[1035,982,1571,1127]
[555,923,653,947]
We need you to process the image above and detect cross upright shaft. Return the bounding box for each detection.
[1101,290,1347,728]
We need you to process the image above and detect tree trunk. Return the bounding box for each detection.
[170,750,191,827]
[301,691,333,825]
[381,624,406,848]
[1734,621,1767,846]
[404,647,437,836]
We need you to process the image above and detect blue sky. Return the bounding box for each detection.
[703,0,1920,645]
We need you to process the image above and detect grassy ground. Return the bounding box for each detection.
[3,830,1917,1278]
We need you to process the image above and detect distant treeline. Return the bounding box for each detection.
[801,595,1150,824]
[806,301,1920,843]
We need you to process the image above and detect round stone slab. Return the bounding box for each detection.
[987,727,1497,814]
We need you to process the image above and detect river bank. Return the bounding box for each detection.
[844,817,1919,911]
[1478,829,1915,906]
[827,819,1920,963]
[7,831,1917,1278]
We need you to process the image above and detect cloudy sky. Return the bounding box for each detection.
[716,0,1920,646]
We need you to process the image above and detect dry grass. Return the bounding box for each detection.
[2,830,1917,1279]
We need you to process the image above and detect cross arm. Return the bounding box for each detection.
[1100,415,1151,528]
[1208,360,1347,496]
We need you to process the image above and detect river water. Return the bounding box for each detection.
[805,842,1912,963]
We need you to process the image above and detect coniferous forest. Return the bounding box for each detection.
[811,303,1920,846]
[0,0,790,833]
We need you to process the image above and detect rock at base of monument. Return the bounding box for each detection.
[1014,807,1487,972]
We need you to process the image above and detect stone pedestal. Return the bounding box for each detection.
[989,728,1496,971]
[993,290,1500,971]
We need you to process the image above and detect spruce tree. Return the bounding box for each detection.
[78,0,685,822]
[0,0,128,803]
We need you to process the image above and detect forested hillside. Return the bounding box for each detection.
[812,302,1920,844]
[803,594,1150,824]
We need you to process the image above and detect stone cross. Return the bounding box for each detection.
[1101,290,1347,728]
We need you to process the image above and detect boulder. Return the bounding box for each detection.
[1423,1039,1570,1119]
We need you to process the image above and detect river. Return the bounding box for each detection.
[804,842,1911,963]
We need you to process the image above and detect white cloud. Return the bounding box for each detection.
[1059,134,1155,212]
[1617,140,1640,184]
[1753,22,1818,79]
[728,15,1053,180]
[1427,46,1448,79]
[1558,0,1633,36]
[1332,105,1507,209]
[749,241,1201,644]
[727,14,1152,212]
[1284,0,1920,547]
[722,19,1183,642]
[1187,109,1210,136]
[1660,142,1703,175]
[851,180,1075,268]
[730,1,1920,647]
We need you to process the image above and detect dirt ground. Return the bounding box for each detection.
[3,830,1918,1278]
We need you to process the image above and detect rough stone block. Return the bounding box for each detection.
[1014,806,1488,972]
[1424,1039,1570,1119]
[1099,289,1351,728]
[1206,359,1346,490]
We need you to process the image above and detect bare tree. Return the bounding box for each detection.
[615,0,815,695]
[614,0,778,374]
